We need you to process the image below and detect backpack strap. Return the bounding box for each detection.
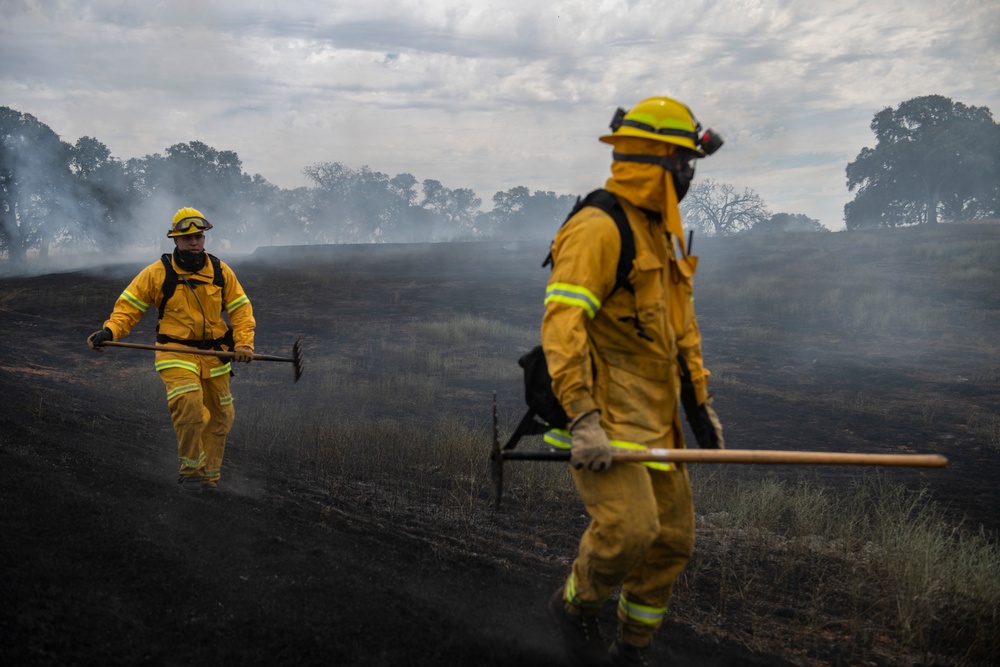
[543,189,636,298]
[158,253,178,320]
[593,190,635,298]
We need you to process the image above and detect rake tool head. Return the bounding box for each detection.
[291,337,304,382]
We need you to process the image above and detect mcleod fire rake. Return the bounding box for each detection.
[99,337,305,382]
[489,394,947,509]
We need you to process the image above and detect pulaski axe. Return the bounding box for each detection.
[99,337,305,382]
[490,394,947,510]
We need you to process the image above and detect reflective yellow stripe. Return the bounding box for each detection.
[544,428,571,449]
[121,290,148,313]
[545,282,601,319]
[610,439,675,471]
[618,593,668,626]
[548,433,675,471]
[627,112,694,134]
[210,362,232,377]
[166,383,200,401]
[225,294,249,313]
[179,452,205,468]
[155,359,199,374]
[565,572,605,611]
[220,395,233,406]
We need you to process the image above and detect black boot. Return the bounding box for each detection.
[609,639,651,667]
[548,588,610,666]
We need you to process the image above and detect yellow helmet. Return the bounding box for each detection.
[599,96,723,156]
[167,207,213,238]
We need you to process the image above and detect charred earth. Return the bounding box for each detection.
[2,226,999,666]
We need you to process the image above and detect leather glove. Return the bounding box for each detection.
[233,346,254,364]
[691,395,725,449]
[87,328,113,352]
[568,410,614,472]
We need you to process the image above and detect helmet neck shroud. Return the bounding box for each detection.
[611,150,696,202]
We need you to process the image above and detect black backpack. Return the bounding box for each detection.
[504,190,700,451]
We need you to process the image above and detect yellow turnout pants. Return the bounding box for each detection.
[158,365,235,482]
[566,461,695,648]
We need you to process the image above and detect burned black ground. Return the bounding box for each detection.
[2,231,998,666]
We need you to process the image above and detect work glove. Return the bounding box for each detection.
[233,346,254,364]
[87,328,113,352]
[690,395,725,449]
[568,410,614,472]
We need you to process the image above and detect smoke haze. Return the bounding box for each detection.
[2,1,997,239]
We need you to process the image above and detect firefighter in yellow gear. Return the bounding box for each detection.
[87,207,256,492]
[543,97,724,667]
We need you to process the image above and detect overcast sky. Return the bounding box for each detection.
[3,0,998,231]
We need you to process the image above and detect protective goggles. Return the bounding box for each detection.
[170,217,213,235]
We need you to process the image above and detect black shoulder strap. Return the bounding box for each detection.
[543,189,636,297]
[592,190,635,297]
[157,253,225,320]
[158,254,178,320]
[208,254,224,289]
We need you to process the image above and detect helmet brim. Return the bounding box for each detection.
[600,127,704,155]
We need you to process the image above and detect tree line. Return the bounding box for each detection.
[846,95,1000,229]
[3,94,997,266]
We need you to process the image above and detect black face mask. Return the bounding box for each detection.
[174,248,206,272]
[665,153,696,202]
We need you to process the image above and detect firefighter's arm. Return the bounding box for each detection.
[102,263,163,341]
[541,209,619,419]
[222,263,256,351]
[542,301,597,417]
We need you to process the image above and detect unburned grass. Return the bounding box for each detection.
[686,468,1000,663]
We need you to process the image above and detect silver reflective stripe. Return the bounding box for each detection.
[618,593,667,626]
[121,290,148,313]
[210,362,232,377]
[226,294,249,313]
[544,428,571,449]
[610,440,675,471]
[545,282,601,319]
[166,383,199,401]
[179,452,205,468]
[156,359,199,374]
